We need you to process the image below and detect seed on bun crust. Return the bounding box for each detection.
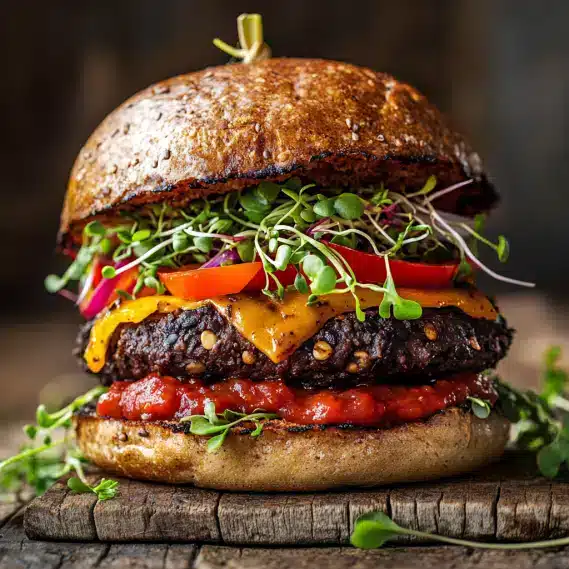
[74,408,509,491]
[61,58,497,237]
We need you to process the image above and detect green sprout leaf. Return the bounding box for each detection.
[415,175,437,196]
[206,431,229,453]
[497,235,510,263]
[392,298,423,320]
[101,266,116,279]
[67,477,119,501]
[468,396,491,419]
[132,229,152,242]
[204,400,223,426]
[310,266,336,295]
[274,244,292,271]
[256,182,281,204]
[537,443,565,479]
[378,257,422,320]
[333,193,364,220]
[84,221,107,237]
[194,236,213,253]
[350,511,404,549]
[44,274,66,293]
[300,209,316,223]
[187,416,217,436]
[294,272,309,294]
[172,232,190,252]
[237,240,255,262]
[302,255,325,279]
[92,478,120,501]
[67,476,92,494]
[24,424,37,440]
[313,198,336,218]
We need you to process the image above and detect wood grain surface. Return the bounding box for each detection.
[4,508,569,569]
[21,451,569,546]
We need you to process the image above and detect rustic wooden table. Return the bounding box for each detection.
[2,501,569,569]
[4,453,569,569]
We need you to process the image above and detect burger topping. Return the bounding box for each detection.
[46,177,534,321]
[96,372,498,428]
[84,289,498,373]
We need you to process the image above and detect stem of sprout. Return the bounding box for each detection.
[0,440,65,471]
[113,238,174,276]
[427,206,535,287]
[424,179,474,202]
[459,223,498,251]
[319,228,383,256]
[365,213,397,245]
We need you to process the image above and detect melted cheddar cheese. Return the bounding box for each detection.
[84,288,497,372]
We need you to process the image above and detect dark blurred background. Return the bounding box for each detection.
[1,0,568,427]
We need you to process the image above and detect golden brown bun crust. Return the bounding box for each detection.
[74,408,509,491]
[62,58,496,236]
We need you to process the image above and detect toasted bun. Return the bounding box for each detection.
[61,58,496,237]
[74,408,509,491]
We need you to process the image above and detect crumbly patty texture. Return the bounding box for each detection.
[61,58,497,237]
[78,306,513,389]
[74,407,510,491]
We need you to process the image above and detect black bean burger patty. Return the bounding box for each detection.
[77,306,513,390]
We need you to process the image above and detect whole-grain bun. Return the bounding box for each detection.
[74,408,509,491]
[61,58,496,237]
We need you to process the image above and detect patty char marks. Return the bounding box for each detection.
[77,305,513,390]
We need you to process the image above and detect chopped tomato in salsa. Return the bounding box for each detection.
[97,374,497,427]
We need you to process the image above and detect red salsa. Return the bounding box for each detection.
[97,373,497,428]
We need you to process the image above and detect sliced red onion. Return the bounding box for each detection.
[80,259,132,320]
[201,248,240,268]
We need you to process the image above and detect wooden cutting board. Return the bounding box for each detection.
[23,451,569,545]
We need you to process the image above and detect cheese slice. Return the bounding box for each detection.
[85,288,497,372]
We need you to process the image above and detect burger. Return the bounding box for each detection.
[44,15,534,491]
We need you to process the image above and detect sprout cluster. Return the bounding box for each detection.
[46,176,533,321]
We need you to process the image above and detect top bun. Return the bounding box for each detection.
[60,58,496,237]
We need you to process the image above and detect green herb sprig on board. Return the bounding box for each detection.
[351,510,569,550]
[0,387,118,501]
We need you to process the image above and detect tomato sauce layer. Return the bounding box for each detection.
[96,374,498,427]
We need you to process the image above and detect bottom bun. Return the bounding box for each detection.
[74,408,510,491]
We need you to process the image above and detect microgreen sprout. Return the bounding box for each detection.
[48,176,533,321]
[213,14,271,64]
[0,386,119,500]
[467,396,491,419]
[377,256,422,320]
[182,401,278,452]
[351,510,569,550]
